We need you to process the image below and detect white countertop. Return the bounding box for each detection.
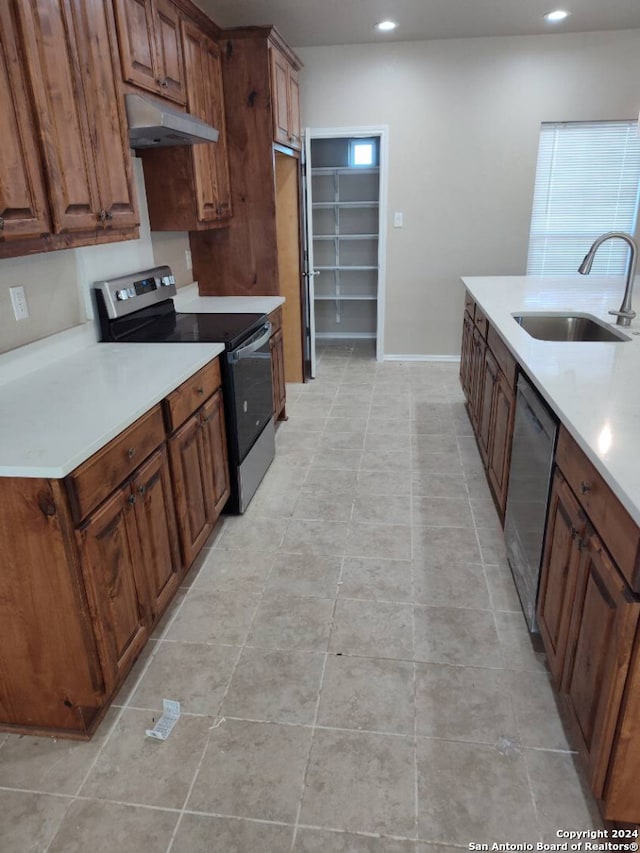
[174,285,285,315]
[462,274,640,524]
[0,341,224,478]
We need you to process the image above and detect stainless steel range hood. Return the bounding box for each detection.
[125,94,219,148]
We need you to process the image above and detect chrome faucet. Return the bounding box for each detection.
[578,231,638,326]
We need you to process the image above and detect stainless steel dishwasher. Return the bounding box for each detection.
[504,374,558,632]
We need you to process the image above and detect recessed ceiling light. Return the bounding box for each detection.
[376,20,397,32]
[544,9,570,22]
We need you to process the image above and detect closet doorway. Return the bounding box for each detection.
[304,127,388,377]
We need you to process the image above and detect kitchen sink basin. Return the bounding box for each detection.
[512,313,630,343]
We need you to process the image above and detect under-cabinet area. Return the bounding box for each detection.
[460,278,640,826]
[0,350,229,738]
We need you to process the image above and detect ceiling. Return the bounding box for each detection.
[196,0,640,47]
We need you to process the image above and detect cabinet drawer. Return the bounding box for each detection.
[66,406,165,523]
[556,426,640,592]
[268,307,283,335]
[487,326,517,389]
[163,359,222,432]
[464,291,475,319]
[474,305,488,339]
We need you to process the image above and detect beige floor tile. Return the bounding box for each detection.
[507,670,571,749]
[364,432,412,453]
[525,749,603,840]
[413,606,503,667]
[304,467,359,493]
[356,468,412,496]
[48,799,178,853]
[318,430,366,452]
[370,400,411,418]
[470,496,502,529]
[412,559,491,610]
[266,552,343,597]
[0,707,117,795]
[339,556,413,602]
[292,488,354,522]
[282,518,349,556]
[129,641,239,715]
[221,647,324,724]
[248,594,335,651]
[189,548,274,592]
[415,663,518,744]
[346,522,412,560]
[172,814,295,852]
[330,599,414,659]
[187,719,311,822]
[494,611,548,673]
[294,828,416,851]
[484,562,522,612]
[411,470,468,499]
[215,517,288,551]
[165,589,261,646]
[476,525,509,564]
[416,738,539,844]
[413,434,459,454]
[352,493,412,526]
[412,496,473,528]
[324,416,369,433]
[0,790,70,853]
[412,525,482,567]
[150,589,188,639]
[318,655,415,734]
[361,448,412,472]
[300,728,416,836]
[310,448,364,470]
[81,709,212,808]
[367,415,412,434]
[411,449,462,474]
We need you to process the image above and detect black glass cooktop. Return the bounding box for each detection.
[116,309,267,350]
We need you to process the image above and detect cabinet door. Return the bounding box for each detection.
[459,312,473,398]
[155,0,186,104]
[182,21,225,223]
[270,328,286,419]
[169,411,214,567]
[201,33,232,219]
[270,47,291,146]
[201,390,231,518]
[68,0,139,230]
[487,368,515,515]
[112,0,159,94]
[132,447,182,620]
[477,348,498,466]
[17,0,101,233]
[562,533,640,797]
[76,485,149,692]
[469,326,486,430]
[287,65,301,149]
[0,4,51,241]
[537,472,588,685]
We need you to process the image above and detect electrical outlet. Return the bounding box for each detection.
[185,249,192,270]
[393,212,404,228]
[10,286,29,321]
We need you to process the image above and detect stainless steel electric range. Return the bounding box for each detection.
[94,265,274,513]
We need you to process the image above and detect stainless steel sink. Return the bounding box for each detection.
[512,313,630,343]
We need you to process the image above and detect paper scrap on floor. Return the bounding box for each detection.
[145,699,181,740]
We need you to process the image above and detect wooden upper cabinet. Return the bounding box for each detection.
[113,0,186,104]
[16,0,138,234]
[270,42,301,149]
[182,20,231,222]
[0,4,50,241]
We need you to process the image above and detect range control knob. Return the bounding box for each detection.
[127,287,136,298]
[161,276,172,286]
[169,274,176,285]
[115,289,129,301]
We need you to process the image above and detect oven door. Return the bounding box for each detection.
[227,322,274,463]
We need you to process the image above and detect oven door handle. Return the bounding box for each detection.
[229,322,272,361]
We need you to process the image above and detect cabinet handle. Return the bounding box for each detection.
[127,447,136,460]
[128,494,136,506]
[580,481,592,494]
[0,216,4,231]
[138,484,146,496]
[202,414,210,423]
[196,386,204,395]
[105,211,113,221]
[97,209,107,224]
[157,77,169,88]
[570,526,579,540]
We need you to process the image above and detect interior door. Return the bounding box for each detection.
[302,129,318,377]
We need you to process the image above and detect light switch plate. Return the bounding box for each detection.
[10,286,29,321]
[393,212,403,228]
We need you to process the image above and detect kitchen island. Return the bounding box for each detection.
[461,274,640,826]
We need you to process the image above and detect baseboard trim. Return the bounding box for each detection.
[383,354,461,363]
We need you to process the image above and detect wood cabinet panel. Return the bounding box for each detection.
[0,4,51,241]
[76,485,149,692]
[169,411,214,567]
[477,348,497,466]
[270,327,286,420]
[163,358,222,432]
[537,472,588,685]
[271,47,290,146]
[132,447,181,619]
[201,390,230,517]
[113,0,157,91]
[562,532,640,797]
[459,311,473,398]
[288,67,301,149]
[66,405,165,523]
[155,0,185,103]
[486,368,515,515]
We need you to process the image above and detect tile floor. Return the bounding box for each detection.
[0,342,604,852]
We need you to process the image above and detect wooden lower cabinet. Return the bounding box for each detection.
[168,388,230,568]
[459,311,473,398]
[270,327,286,420]
[486,368,515,515]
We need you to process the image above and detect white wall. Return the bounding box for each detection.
[298,30,640,357]
[0,159,191,355]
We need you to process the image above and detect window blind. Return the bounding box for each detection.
[527,121,640,276]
